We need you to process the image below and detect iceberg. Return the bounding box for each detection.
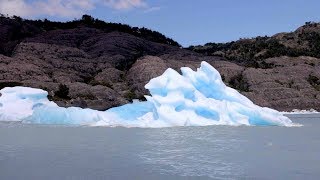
[0,87,57,121]
[0,61,295,127]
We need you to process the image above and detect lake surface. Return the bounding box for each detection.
[0,114,319,180]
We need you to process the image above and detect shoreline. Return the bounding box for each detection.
[283,113,320,119]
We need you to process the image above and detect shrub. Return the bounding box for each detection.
[307,75,320,91]
[124,90,136,102]
[229,74,250,92]
[124,90,146,102]
[0,82,23,90]
[275,80,284,85]
[288,80,294,88]
[55,84,70,99]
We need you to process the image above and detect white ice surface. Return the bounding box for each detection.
[0,62,295,127]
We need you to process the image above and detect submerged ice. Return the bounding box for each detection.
[0,62,294,127]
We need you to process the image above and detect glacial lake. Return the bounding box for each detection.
[0,114,319,180]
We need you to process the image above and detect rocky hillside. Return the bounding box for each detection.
[188,22,320,66]
[0,15,319,111]
[0,14,180,56]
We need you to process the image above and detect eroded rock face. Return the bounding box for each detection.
[0,28,186,110]
[241,56,320,111]
[127,56,169,97]
[93,68,124,88]
[0,54,50,82]
[0,27,319,111]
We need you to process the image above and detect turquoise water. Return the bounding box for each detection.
[0,114,319,180]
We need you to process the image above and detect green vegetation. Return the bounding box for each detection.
[275,80,284,85]
[287,80,294,88]
[55,84,70,99]
[124,90,147,102]
[187,22,320,66]
[304,62,316,66]
[221,74,225,82]
[307,75,320,91]
[188,38,307,64]
[228,74,250,92]
[0,14,180,56]
[0,82,23,90]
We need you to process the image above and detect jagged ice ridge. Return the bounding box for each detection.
[0,62,295,127]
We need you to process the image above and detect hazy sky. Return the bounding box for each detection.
[1,0,319,46]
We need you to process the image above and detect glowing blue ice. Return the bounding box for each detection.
[0,62,295,127]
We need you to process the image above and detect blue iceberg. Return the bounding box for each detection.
[0,62,294,127]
